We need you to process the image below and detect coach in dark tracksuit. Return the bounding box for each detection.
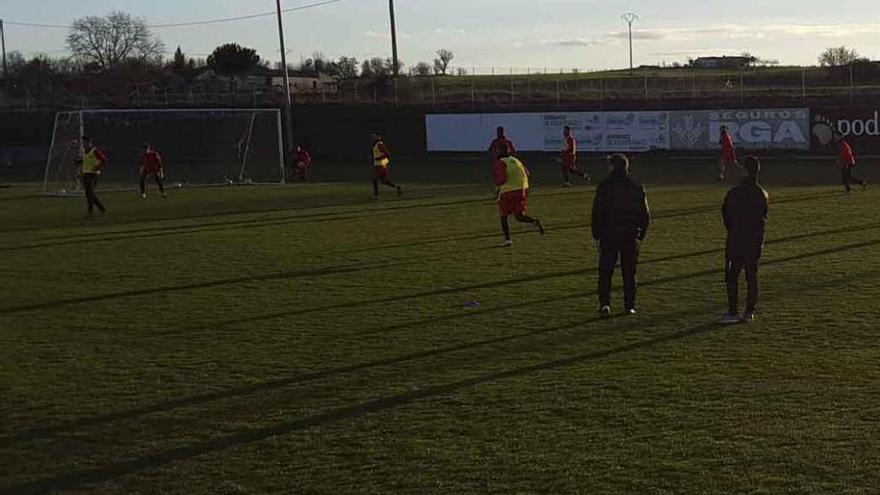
[592,154,651,317]
[719,156,768,324]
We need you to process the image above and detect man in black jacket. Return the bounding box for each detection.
[592,154,651,317]
[718,156,769,324]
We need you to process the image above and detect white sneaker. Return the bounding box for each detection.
[717,312,742,325]
[563,182,572,188]
[141,193,147,199]
[742,311,756,323]
[502,239,513,248]
[599,306,612,318]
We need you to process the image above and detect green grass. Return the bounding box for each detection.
[2,163,880,494]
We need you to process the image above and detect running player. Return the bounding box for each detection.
[292,145,313,182]
[77,136,108,216]
[139,143,166,199]
[836,133,867,192]
[561,126,590,186]
[494,143,545,247]
[718,125,737,181]
[371,131,402,199]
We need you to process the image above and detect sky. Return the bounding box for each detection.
[2,0,879,72]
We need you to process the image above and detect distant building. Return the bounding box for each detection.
[271,72,338,95]
[692,56,754,69]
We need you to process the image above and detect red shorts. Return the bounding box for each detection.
[498,190,528,217]
[373,166,389,180]
[563,156,577,169]
[721,150,737,163]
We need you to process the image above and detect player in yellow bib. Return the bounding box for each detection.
[76,136,108,216]
[492,143,545,247]
[371,131,402,199]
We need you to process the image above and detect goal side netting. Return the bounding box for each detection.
[43,108,285,195]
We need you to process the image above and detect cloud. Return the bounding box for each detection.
[541,37,608,47]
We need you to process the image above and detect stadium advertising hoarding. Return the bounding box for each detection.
[426,108,809,152]
[812,109,880,154]
[426,111,670,153]
[669,109,810,151]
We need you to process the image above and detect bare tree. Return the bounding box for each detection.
[414,62,432,76]
[67,12,164,72]
[333,56,359,79]
[433,49,454,75]
[455,67,468,76]
[819,46,860,67]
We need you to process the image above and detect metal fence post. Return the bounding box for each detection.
[470,77,475,107]
[801,69,806,100]
[556,79,561,109]
[850,63,855,107]
[740,74,745,107]
[431,77,436,107]
[509,68,514,109]
[691,76,696,100]
[644,75,649,103]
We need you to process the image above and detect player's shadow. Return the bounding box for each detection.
[0,260,416,315]
[7,229,879,449]
[1,318,724,495]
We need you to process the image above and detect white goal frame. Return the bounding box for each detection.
[43,108,286,195]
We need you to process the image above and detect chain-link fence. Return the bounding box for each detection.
[2,66,880,111]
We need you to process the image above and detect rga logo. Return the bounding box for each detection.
[672,115,704,149]
[707,109,808,146]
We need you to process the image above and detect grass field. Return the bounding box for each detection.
[2,161,880,494]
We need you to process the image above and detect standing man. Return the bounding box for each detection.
[78,136,108,216]
[139,143,166,200]
[561,126,590,186]
[371,131,402,199]
[837,133,868,193]
[494,143,545,247]
[292,145,313,182]
[718,125,738,181]
[718,156,769,324]
[592,154,650,317]
[489,126,516,159]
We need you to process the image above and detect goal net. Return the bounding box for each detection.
[43,108,285,195]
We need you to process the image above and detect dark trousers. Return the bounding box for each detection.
[598,237,641,309]
[842,167,865,192]
[726,253,759,314]
[82,173,105,214]
[139,173,165,195]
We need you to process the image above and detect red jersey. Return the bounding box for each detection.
[140,151,163,174]
[296,150,312,167]
[839,140,856,168]
[719,131,737,162]
[489,137,516,159]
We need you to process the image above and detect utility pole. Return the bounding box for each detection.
[275,0,294,174]
[1,20,8,85]
[389,0,399,78]
[621,12,639,75]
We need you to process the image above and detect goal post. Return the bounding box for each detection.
[43,108,286,195]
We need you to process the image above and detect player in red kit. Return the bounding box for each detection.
[489,126,516,200]
[836,133,867,193]
[488,126,516,159]
[292,145,313,181]
[561,126,590,186]
[371,131,402,199]
[718,125,737,181]
[139,144,166,199]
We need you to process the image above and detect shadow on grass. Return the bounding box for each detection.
[0,260,416,315]
[6,231,879,448]
[1,319,723,495]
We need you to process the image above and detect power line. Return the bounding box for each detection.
[2,0,346,30]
